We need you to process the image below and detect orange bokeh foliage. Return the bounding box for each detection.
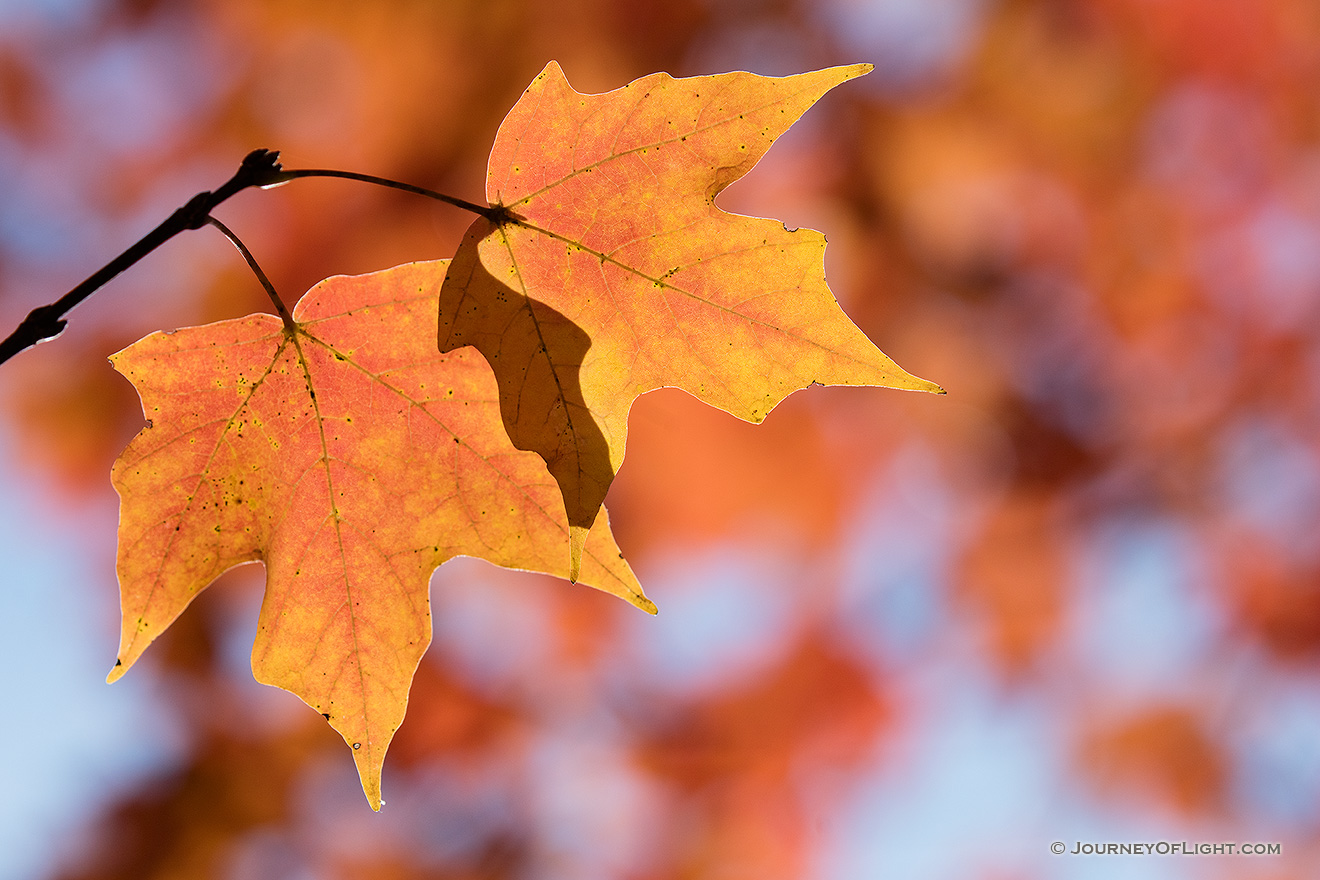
[616,388,860,552]
[957,489,1065,675]
[1222,535,1320,662]
[637,635,889,879]
[1078,704,1228,816]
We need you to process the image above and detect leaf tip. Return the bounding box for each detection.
[886,367,946,397]
[357,758,384,811]
[569,525,588,584]
[537,59,567,87]
[106,658,125,684]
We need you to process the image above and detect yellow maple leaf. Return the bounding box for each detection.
[439,62,943,578]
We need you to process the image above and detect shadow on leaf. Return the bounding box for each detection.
[438,217,614,563]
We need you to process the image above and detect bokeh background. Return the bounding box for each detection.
[3,0,1320,877]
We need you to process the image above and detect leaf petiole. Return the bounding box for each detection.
[205,217,297,335]
[263,168,500,221]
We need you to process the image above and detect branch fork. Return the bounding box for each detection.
[0,149,489,366]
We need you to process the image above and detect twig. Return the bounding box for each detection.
[0,149,286,365]
[0,149,494,366]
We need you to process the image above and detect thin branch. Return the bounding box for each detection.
[206,217,297,335]
[0,149,287,366]
[0,150,495,367]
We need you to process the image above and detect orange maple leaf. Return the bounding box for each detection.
[107,260,650,810]
[439,62,943,578]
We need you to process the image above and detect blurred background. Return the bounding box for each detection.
[2,0,1320,877]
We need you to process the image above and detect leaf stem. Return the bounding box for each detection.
[206,217,297,334]
[265,169,500,220]
[0,149,493,367]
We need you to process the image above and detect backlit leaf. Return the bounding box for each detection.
[107,260,650,810]
[438,62,943,577]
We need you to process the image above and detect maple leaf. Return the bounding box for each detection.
[107,260,651,810]
[438,62,944,578]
